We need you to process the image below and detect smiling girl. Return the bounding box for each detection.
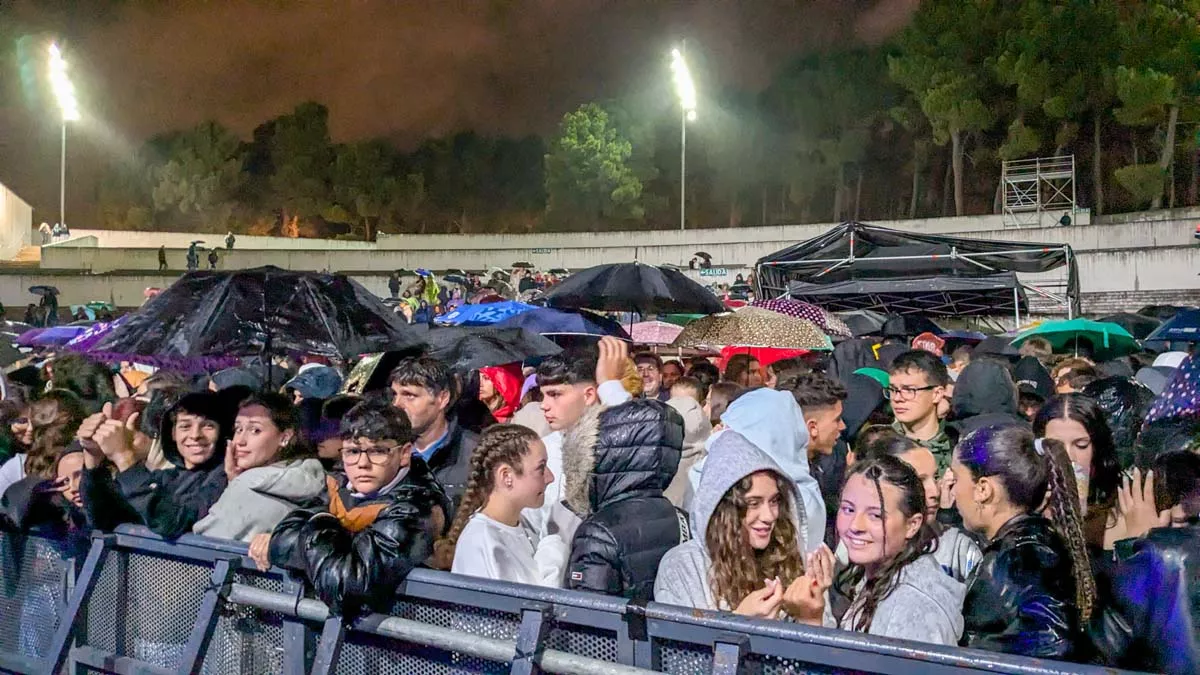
[824,456,965,645]
[438,424,568,586]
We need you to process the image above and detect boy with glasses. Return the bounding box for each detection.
[886,350,953,473]
[259,400,451,616]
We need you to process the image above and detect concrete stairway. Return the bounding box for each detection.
[0,245,41,269]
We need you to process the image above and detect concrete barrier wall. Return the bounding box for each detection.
[54,229,377,250]
[6,243,1197,311]
[0,183,32,260]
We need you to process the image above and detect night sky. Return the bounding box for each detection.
[0,0,919,220]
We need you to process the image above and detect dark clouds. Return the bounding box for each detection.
[0,0,918,218]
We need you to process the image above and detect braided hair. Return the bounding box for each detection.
[956,425,1096,622]
[431,424,541,567]
[836,455,938,633]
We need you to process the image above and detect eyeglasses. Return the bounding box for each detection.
[341,445,402,465]
[884,385,937,401]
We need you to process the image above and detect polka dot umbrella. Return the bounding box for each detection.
[672,307,833,351]
[750,298,852,338]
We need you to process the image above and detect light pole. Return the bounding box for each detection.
[671,44,696,231]
[48,43,80,232]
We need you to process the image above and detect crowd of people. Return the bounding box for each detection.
[0,323,1198,673]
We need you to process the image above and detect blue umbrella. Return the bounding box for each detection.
[495,307,630,339]
[29,325,88,347]
[436,301,535,326]
[1146,309,1200,344]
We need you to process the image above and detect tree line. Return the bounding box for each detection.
[95,0,1200,237]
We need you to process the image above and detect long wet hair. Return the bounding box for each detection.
[706,469,805,613]
[1033,394,1120,510]
[836,455,938,632]
[431,424,541,568]
[25,390,87,479]
[955,425,1095,621]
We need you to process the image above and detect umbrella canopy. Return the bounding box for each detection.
[750,298,852,338]
[92,266,423,368]
[1012,318,1138,360]
[436,301,535,326]
[938,329,988,343]
[1138,305,1188,321]
[495,307,630,339]
[543,262,726,315]
[28,325,87,347]
[442,274,472,288]
[28,285,59,296]
[974,334,1020,359]
[629,320,683,345]
[658,314,705,327]
[693,251,712,260]
[65,315,129,353]
[418,326,562,372]
[1146,309,1200,344]
[881,315,943,339]
[512,262,535,269]
[673,307,833,351]
[1099,313,1162,340]
[14,328,45,347]
[840,309,888,337]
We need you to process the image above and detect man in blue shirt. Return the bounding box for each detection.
[389,357,478,516]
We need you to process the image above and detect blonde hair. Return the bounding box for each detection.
[620,358,643,397]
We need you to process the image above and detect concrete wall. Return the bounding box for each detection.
[0,182,32,260]
[53,229,376,251]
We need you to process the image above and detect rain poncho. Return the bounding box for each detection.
[479,364,523,422]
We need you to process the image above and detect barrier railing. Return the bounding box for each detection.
[0,526,1135,675]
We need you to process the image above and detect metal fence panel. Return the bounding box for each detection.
[0,533,73,662]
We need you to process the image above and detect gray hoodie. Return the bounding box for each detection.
[193,458,326,542]
[663,396,711,508]
[654,431,807,611]
[825,553,965,646]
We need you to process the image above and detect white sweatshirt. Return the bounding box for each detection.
[451,512,569,587]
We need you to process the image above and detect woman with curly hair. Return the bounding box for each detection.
[655,430,813,618]
[801,455,964,645]
[0,390,86,498]
[949,424,1095,660]
[434,424,566,584]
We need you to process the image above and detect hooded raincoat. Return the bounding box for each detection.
[655,431,808,610]
[80,391,235,538]
[685,388,823,553]
[947,360,1028,445]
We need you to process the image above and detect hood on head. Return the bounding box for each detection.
[951,360,1018,420]
[691,430,804,549]
[720,388,810,482]
[1013,356,1054,402]
[1081,376,1155,459]
[479,364,524,420]
[829,339,880,384]
[211,367,261,392]
[560,399,684,516]
[840,373,885,444]
[159,390,238,470]
[285,366,343,401]
[667,395,711,460]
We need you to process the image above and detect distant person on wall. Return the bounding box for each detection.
[388,273,401,300]
[38,222,51,245]
[207,248,218,270]
[225,232,235,250]
[157,246,167,271]
[186,243,198,272]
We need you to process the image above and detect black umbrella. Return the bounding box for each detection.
[974,334,1021,359]
[881,314,943,339]
[444,268,468,277]
[1137,304,1188,321]
[416,325,562,372]
[92,266,423,369]
[840,309,888,337]
[512,262,535,269]
[693,251,712,261]
[543,262,726,315]
[1099,312,1162,340]
[28,285,59,296]
[443,274,472,288]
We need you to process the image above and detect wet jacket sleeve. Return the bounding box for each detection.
[961,547,1074,659]
[565,520,622,595]
[104,465,228,539]
[1088,538,1200,673]
[275,498,442,617]
[80,466,142,532]
[268,505,324,571]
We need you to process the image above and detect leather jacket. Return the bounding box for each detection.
[961,514,1082,660]
[1089,525,1200,674]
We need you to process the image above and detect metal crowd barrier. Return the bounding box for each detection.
[0,525,1137,675]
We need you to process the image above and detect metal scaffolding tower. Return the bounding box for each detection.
[1001,155,1077,228]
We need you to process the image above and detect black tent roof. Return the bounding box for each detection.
[787,272,1027,316]
[755,221,1078,315]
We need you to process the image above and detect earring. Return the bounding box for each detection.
[505,478,513,489]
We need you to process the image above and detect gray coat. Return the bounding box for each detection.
[826,553,965,646]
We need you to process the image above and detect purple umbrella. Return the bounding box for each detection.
[17,325,87,347]
[65,315,129,352]
[750,298,852,338]
[15,328,46,347]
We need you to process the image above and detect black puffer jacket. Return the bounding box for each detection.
[269,456,450,617]
[80,391,235,538]
[561,400,688,601]
[1089,525,1200,673]
[948,360,1028,442]
[962,514,1082,659]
